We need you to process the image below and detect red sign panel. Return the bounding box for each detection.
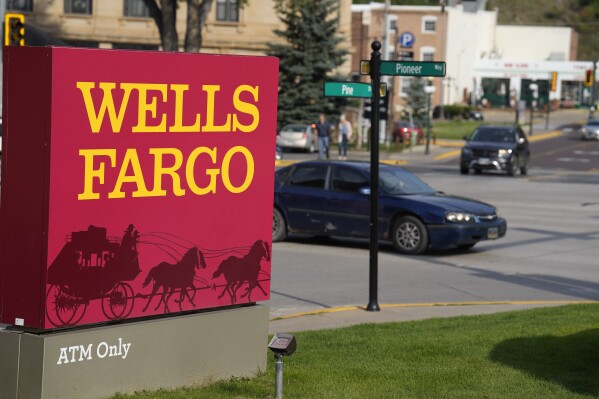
[0,46,278,329]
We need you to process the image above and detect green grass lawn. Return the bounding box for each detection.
[112,304,599,399]
[431,120,481,140]
[431,120,514,140]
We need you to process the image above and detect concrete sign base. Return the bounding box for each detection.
[0,305,268,399]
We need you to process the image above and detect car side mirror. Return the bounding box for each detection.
[462,135,469,141]
[359,187,371,195]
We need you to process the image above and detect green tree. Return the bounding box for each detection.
[403,77,427,127]
[268,0,348,130]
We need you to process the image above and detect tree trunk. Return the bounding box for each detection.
[185,0,213,52]
[142,0,179,51]
[161,0,179,51]
[142,0,164,40]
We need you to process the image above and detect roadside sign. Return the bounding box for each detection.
[324,81,372,98]
[398,32,415,48]
[397,51,414,61]
[324,81,387,98]
[380,61,446,77]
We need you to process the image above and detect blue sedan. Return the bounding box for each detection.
[273,161,507,255]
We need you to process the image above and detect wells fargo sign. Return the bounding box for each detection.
[0,46,278,329]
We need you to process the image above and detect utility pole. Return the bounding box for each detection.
[367,41,381,313]
[592,60,597,114]
[438,1,446,114]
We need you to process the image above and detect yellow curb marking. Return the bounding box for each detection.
[270,300,597,321]
[527,130,562,142]
[381,159,408,165]
[275,160,299,167]
[435,140,464,148]
[434,149,461,161]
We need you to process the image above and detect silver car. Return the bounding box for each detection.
[580,119,599,140]
[276,124,315,153]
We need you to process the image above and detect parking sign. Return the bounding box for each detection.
[399,32,415,48]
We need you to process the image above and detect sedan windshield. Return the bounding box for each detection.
[470,128,515,143]
[379,167,436,195]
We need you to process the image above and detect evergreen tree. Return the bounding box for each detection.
[404,77,427,128]
[268,0,348,130]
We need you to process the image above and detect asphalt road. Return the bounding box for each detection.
[268,154,599,319]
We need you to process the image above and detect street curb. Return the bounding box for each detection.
[270,300,597,321]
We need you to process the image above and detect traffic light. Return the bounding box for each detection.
[550,71,558,92]
[584,69,593,87]
[4,13,25,46]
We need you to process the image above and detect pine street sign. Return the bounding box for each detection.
[380,61,446,77]
[323,81,387,98]
[324,81,373,98]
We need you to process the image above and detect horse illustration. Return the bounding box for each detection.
[212,239,270,304]
[142,247,207,313]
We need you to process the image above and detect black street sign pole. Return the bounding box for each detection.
[367,41,381,312]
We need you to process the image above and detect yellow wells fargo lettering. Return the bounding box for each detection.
[76,82,261,200]
[76,82,260,133]
[78,146,255,200]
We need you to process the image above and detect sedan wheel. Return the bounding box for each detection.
[391,216,429,255]
[273,208,287,242]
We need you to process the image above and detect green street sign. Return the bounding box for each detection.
[380,61,446,77]
[324,81,387,98]
[324,81,373,98]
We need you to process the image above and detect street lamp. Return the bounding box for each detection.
[529,82,538,136]
[268,333,297,399]
[424,82,435,154]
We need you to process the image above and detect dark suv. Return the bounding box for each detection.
[460,125,530,176]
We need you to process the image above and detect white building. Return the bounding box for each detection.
[444,4,497,105]
[444,2,581,107]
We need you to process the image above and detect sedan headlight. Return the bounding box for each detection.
[498,149,512,157]
[446,212,476,223]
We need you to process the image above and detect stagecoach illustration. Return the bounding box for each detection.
[46,224,271,327]
[46,224,142,326]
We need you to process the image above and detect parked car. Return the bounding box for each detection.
[393,121,423,143]
[276,124,316,153]
[465,109,484,121]
[460,125,530,176]
[273,160,507,255]
[579,119,599,140]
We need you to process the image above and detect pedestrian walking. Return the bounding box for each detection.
[314,114,332,159]
[337,114,352,160]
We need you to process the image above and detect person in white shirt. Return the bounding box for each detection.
[337,114,352,160]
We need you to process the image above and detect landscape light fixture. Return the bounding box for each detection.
[268,333,297,399]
